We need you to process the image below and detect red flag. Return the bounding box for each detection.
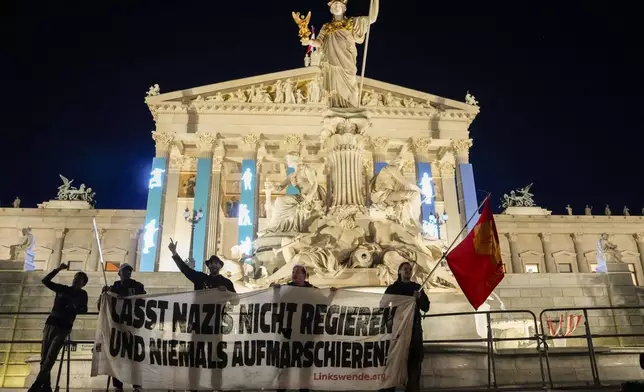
[446,198,505,310]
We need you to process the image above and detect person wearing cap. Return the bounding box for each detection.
[168,239,236,292]
[100,263,145,392]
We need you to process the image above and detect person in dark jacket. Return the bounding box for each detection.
[380,261,430,392]
[28,263,88,392]
[168,239,236,292]
[100,263,145,392]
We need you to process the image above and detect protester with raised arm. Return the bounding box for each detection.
[168,239,235,292]
[99,263,145,392]
[379,262,429,392]
[28,264,88,392]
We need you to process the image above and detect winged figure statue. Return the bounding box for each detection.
[291,11,312,41]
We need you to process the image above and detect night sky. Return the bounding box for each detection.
[3,0,641,214]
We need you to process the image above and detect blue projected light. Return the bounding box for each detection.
[238,159,257,258]
[374,161,388,174]
[141,157,167,271]
[458,163,479,230]
[286,165,299,195]
[192,158,213,271]
[416,162,436,225]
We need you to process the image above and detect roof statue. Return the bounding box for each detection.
[295,0,379,108]
[501,183,536,208]
[55,174,96,207]
[465,91,479,107]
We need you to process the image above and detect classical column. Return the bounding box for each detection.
[371,137,390,174]
[412,137,436,227]
[363,157,374,206]
[191,132,218,271]
[88,229,105,271]
[571,233,590,272]
[206,156,225,259]
[127,229,140,269]
[141,131,175,271]
[323,124,368,209]
[158,146,182,271]
[633,233,644,283]
[539,232,557,273]
[284,135,303,195]
[238,134,260,258]
[49,228,67,270]
[451,139,479,231]
[439,161,460,243]
[506,233,522,273]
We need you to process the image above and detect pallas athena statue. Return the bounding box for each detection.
[302,0,380,108]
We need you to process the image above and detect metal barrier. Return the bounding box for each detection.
[539,305,644,388]
[0,307,642,391]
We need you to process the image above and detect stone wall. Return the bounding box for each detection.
[0,269,640,388]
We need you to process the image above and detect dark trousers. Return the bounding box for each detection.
[112,377,141,390]
[28,324,68,392]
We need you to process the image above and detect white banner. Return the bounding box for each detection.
[91,286,415,391]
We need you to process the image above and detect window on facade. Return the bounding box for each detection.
[68,260,84,271]
[628,264,638,285]
[525,264,539,273]
[105,262,120,272]
[558,263,573,273]
[590,263,598,272]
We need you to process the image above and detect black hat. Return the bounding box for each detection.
[205,256,224,267]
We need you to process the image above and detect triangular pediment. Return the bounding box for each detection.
[552,250,577,258]
[102,247,128,256]
[145,67,478,115]
[519,250,544,258]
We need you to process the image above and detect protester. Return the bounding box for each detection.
[379,262,430,392]
[28,264,88,392]
[168,239,236,392]
[100,263,145,392]
[168,239,235,292]
[272,264,337,392]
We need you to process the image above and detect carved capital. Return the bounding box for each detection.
[370,137,390,151]
[129,228,141,240]
[450,139,473,164]
[212,156,224,172]
[505,232,518,242]
[151,131,175,157]
[284,134,304,155]
[54,228,67,240]
[363,157,374,173]
[538,232,551,242]
[241,133,260,159]
[633,233,644,243]
[571,232,584,242]
[411,137,433,161]
[196,132,218,155]
[438,160,455,177]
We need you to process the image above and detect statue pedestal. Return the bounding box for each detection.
[37,200,92,209]
[502,206,552,216]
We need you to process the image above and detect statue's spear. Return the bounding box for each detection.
[358,0,375,106]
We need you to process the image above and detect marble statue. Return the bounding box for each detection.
[284,79,296,104]
[565,204,573,215]
[251,85,271,103]
[55,175,96,206]
[501,183,535,208]
[206,92,226,102]
[273,80,285,103]
[301,0,380,108]
[261,164,327,236]
[307,77,322,103]
[296,89,306,104]
[596,233,623,272]
[16,228,36,271]
[623,206,630,216]
[362,89,382,106]
[465,91,479,106]
[605,204,612,216]
[585,205,592,216]
[146,84,160,97]
[369,153,422,228]
[384,92,403,107]
[403,97,418,108]
[12,197,20,208]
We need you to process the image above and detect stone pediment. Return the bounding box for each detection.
[102,247,128,256]
[552,250,577,258]
[519,250,544,258]
[145,67,479,121]
[62,246,90,255]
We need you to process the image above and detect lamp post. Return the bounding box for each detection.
[184,207,204,269]
[432,211,449,239]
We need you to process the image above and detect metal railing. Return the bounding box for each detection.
[0,307,642,391]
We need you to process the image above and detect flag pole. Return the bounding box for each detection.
[92,217,109,287]
[418,193,492,289]
[358,0,374,106]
